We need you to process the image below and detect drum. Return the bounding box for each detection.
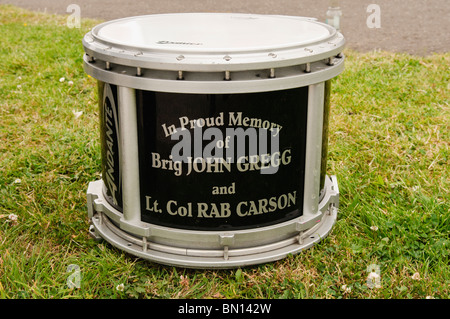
[83,13,345,268]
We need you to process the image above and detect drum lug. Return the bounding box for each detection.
[89,212,103,242]
[219,233,235,246]
[89,224,103,242]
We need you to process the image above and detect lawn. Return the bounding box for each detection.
[0,5,448,299]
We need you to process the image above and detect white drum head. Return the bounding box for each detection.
[85,13,344,72]
[94,13,332,54]
[83,13,345,93]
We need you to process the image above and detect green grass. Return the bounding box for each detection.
[0,5,449,299]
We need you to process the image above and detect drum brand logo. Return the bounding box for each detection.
[103,84,121,206]
[157,40,203,46]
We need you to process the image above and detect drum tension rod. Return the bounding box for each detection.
[328,203,337,216]
[269,68,276,78]
[304,63,311,73]
[223,246,229,260]
[298,231,305,245]
[220,233,234,259]
[142,236,148,252]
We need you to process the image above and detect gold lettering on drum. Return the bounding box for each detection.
[145,108,299,222]
[197,203,232,218]
[160,112,283,137]
[150,150,291,176]
[165,201,231,218]
[237,191,297,217]
[228,112,283,137]
[148,191,297,218]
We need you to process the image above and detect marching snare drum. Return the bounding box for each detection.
[83,13,345,268]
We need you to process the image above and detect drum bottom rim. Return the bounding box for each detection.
[87,176,339,268]
[89,205,337,269]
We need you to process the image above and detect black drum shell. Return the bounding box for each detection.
[97,83,334,231]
